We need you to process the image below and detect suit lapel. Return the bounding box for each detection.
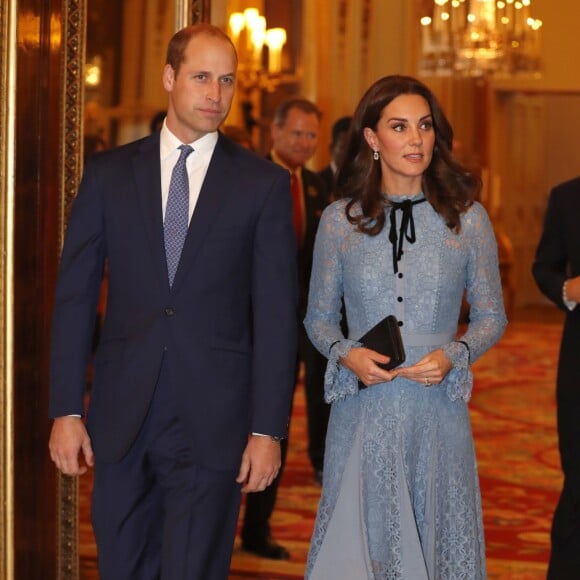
[170,134,234,290]
[132,133,170,292]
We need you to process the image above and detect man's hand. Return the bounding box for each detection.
[236,435,281,493]
[48,416,94,476]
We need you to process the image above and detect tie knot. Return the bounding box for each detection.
[178,144,194,160]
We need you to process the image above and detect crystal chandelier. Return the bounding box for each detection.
[419,0,543,77]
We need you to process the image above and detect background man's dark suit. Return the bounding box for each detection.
[533,176,580,580]
[317,115,352,204]
[295,167,330,476]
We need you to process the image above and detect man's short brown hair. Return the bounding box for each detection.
[165,24,237,76]
[272,98,322,127]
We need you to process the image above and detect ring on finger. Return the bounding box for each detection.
[424,377,431,386]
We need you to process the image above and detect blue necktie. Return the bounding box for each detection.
[164,144,193,286]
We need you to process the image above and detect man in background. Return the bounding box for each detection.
[241,98,328,560]
[533,176,580,580]
[318,115,352,202]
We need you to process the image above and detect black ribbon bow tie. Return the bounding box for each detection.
[388,198,427,274]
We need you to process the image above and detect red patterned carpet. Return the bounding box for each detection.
[79,307,564,579]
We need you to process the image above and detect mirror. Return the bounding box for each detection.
[84,0,177,152]
[56,1,209,576]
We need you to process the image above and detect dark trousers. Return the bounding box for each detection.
[303,336,330,473]
[241,437,289,545]
[241,351,298,546]
[241,333,329,545]
[92,360,241,580]
[548,381,580,580]
[548,475,580,580]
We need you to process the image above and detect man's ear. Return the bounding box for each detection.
[162,64,175,92]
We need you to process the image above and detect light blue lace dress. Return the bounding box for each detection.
[304,193,507,579]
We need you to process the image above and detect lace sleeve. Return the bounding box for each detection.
[304,203,360,402]
[444,203,507,401]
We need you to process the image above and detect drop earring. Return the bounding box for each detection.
[373,150,379,161]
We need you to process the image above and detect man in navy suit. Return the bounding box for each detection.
[48,24,298,580]
[533,176,580,580]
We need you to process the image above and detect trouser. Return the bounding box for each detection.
[92,360,241,580]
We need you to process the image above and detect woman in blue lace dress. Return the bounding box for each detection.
[304,75,507,579]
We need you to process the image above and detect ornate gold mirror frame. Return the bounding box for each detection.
[0,1,16,579]
[57,1,211,574]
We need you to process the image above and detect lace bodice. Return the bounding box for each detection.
[304,194,507,403]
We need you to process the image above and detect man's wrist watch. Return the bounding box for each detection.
[251,432,284,442]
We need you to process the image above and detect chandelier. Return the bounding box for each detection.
[419,0,543,77]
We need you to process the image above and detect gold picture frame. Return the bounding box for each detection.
[0,1,15,579]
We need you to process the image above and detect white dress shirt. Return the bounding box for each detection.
[160,122,218,223]
[563,280,578,311]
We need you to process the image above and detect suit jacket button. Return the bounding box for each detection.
[164,307,175,316]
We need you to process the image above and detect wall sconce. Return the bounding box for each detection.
[229,8,289,95]
[265,27,287,73]
[85,55,102,88]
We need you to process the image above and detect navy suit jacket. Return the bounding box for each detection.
[49,132,299,471]
[533,177,580,462]
[265,155,328,318]
[533,177,580,399]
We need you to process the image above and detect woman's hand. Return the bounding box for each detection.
[395,348,452,387]
[340,347,399,387]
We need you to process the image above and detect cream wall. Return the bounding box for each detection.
[302,0,415,168]
[527,0,580,92]
[488,0,580,307]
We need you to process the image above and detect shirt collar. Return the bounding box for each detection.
[160,121,218,160]
[270,149,302,179]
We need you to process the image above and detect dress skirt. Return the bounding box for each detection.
[306,380,488,580]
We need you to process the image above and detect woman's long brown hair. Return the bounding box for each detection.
[336,75,481,236]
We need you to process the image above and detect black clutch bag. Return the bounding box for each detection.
[358,315,406,389]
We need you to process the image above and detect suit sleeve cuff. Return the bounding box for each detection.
[563,280,577,311]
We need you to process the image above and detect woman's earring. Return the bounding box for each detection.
[373,150,379,161]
